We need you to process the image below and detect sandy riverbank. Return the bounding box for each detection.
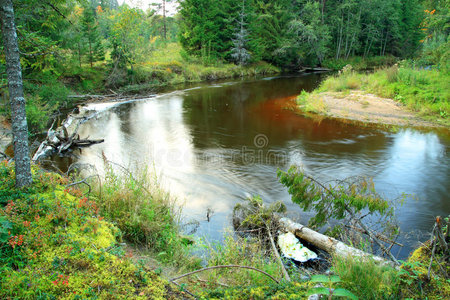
[312,91,437,127]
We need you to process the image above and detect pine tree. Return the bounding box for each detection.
[81,4,104,67]
[231,0,251,65]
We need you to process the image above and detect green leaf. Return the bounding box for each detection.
[307,287,330,296]
[310,274,331,283]
[328,275,341,283]
[333,288,358,299]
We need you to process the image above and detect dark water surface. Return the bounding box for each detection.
[57,74,449,259]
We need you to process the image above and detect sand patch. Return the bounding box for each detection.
[317,91,435,127]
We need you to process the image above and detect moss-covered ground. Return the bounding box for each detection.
[0,161,183,299]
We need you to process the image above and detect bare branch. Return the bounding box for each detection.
[170,265,280,284]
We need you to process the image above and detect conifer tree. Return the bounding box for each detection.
[231,0,251,65]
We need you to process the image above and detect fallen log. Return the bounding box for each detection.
[279,217,397,267]
[33,108,104,162]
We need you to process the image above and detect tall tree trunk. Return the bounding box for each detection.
[163,0,167,40]
[78,40,82,68]
[321,0,326,23]
[0,0,32,187]
[88,32,93,68]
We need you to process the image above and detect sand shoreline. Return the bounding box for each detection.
[314,91,437,127]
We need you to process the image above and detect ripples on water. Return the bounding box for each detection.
[54,74,449,259]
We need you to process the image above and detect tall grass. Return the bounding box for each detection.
[91,165,194,266]
[297,90,329,114]
[198,232,283,287]
[332,256,401,300]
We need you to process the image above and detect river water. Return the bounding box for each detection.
[55,74,450,259]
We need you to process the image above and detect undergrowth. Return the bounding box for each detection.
[0,161,175,299]
[90,165,200,269]
[332,256,401,299]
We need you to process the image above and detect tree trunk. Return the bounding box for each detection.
[278,218,396,267]
[0,0,32,187]
[163,0,167,40]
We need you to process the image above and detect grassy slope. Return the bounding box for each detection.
[0,162,179,299]
[298,64,449,126]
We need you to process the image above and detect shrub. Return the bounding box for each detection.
[0,161,169,299]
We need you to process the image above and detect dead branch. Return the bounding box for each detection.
[66,176,98,195]
[262,216,291,282]
[0,151,11,160]
[67,94,118,99]
[170,265,280,284]
[169,280,196,299]
[345,224,404,247]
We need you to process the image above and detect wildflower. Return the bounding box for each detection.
[23,221,31,227]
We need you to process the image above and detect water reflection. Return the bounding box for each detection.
[59,74,449,259]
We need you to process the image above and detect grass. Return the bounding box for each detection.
[332,256,401,300]
[308,63,450,126]
[185,232,309,299]
[90,164,200,269]
[297,90,329,114]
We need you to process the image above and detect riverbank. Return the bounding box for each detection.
[297,64,449,128]
[298,90,436,127]
[1,161,448,299]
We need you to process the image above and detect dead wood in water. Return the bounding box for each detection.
[33,110,104,162]
[279,217,397,267]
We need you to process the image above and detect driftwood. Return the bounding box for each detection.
[33,109,104,162]
[427,216,449,280]
[279,218,396,267]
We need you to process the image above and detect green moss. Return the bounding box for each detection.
[399,242,450,300]
[199,281,308,299]
[0,161,171,299]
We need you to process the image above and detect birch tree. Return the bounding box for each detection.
[0,0,33,187]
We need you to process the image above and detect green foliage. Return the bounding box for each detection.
[297,90,329,114]
[289,1,331,66]
[332,256,400,299]
[322,56,398,71]
[398,242,450,299]
[277,166,394,229]
[307,274,358,300]
[202,233,283,287]
[91,166,193,266]
[199,280,308,299]
[233,195,286,231]
[0,161,169,299]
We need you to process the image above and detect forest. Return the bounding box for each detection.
[0,0,448,135]
[1,0,449,299]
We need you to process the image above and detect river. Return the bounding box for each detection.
[53,73,450,259]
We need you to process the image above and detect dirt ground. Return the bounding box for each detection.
[318,91,435,127]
